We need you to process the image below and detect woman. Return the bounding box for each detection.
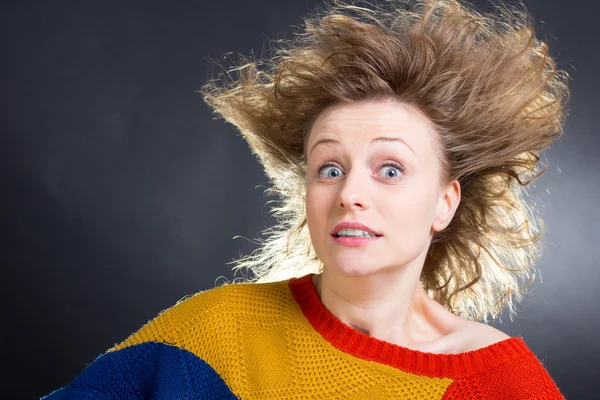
[42,0,569,398]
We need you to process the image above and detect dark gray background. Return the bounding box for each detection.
[2,0,597,399]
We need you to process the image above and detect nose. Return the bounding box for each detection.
[337,167,371,210]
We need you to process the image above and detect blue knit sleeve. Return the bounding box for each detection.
[40,342,239,400]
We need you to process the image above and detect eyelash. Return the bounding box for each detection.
[315,161,406,179]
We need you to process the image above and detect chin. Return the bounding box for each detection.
[326,259,385,277]
[324,256,401,277]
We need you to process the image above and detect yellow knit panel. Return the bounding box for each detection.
[106,280,454,399]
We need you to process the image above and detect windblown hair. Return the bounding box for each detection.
[200,0,570,323]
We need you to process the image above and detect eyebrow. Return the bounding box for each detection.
[308,136,416,156]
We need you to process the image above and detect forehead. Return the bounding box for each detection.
[306,99,438,155]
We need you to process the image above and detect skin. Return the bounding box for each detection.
[305,97,510,353]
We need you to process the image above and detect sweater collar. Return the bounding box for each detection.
[288,273,533,378]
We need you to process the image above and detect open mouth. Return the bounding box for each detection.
[331,233,383,238]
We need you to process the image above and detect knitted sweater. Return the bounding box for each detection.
[42,273,564,399]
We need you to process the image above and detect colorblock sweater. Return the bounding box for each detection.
[42,273,564,399]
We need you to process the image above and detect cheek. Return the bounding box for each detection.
[306,194,328,261]
[382,187,437,239]
[305,184,331,215]
[305,185,337,244]
[305,188,323,232]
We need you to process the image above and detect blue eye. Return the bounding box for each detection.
[379,163,405,179]
[316,162,405,179]
[316,163,343,179]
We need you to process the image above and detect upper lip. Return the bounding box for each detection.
[331,221,382,236]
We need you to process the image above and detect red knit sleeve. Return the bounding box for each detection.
[442,355,564,399]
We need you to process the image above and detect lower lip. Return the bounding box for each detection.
[331,235,382,246]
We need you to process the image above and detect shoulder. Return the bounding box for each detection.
[168,279,291,327]
[446,324,565,397]
[463,336,564,399]
[42,282,279,399]
[445,346,565,399]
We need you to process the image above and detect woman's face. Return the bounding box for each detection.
[305,98,457,277]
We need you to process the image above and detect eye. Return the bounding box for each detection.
[316,162,343,179]
[315,161,405,180]
[377,161,405,179]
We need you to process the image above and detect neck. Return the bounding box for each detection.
[312,265,453,348]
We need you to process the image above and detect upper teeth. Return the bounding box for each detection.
[336,228,377,237]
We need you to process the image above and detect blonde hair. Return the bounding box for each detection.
[200,0,571,323]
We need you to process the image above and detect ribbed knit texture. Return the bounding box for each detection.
[41,273,564,399]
